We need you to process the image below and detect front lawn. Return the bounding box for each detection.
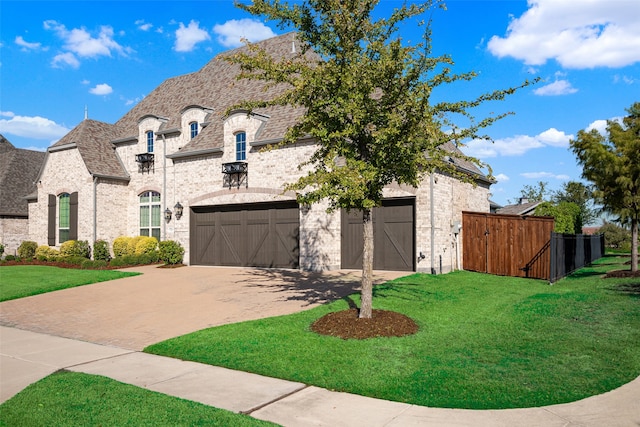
[146,255,640,409]
[0,266,139,302]
[0,371,275,426]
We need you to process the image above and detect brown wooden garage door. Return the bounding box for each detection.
[341,198,415,271]
[190,201,299,268]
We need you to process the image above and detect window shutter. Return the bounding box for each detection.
[48,194,56,246]
[70,192,79,240]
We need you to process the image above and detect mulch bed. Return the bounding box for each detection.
[605,269,640,278]
[311,308,419,340]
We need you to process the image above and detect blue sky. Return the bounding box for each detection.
[1,0,639,207]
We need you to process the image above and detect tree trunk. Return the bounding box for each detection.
[632,217,638,273]
[360,207,374,319]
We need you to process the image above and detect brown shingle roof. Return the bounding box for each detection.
[113,33,309,155]
[496,201,543,216]
[51,119,129,179]
[0,134,46,216]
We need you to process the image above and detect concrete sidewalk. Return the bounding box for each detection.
[2,326,639,427]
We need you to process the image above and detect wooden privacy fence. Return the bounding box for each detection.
[462,212,554,280]
[462,212,605,282]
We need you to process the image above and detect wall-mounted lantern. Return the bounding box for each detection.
[164,208,172,222]
[174,202,183,220]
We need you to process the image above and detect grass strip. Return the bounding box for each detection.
[0,371,276,427]
[146,255,640,409]
[0,266,139,302]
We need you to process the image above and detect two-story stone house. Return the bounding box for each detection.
[28,33,492,273]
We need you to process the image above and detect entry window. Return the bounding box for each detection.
[146,131,154,153]
[235,131,246,161]
[190,122,199,139]
[59,193,70,243]
[139,191,161,239]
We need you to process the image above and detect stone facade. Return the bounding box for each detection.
[0,217,29,256]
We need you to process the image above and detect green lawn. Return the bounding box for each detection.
[0,371,276,427]
[146,255,640,409]
[0,266,139,302]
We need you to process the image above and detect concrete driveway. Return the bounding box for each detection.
[0,265,406,351]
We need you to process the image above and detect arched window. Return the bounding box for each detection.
[59,193,70,243]
[190,122,199,139]
[139,191,161,239]
[146,131,154,153]
[235,131,246,161]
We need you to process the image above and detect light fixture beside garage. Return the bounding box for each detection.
[174,202,183,220]
[164,208,172,222]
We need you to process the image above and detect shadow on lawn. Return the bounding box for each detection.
[239,268,404,307]
[608,282,640,298]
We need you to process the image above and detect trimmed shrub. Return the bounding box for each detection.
[60,240,91,259]
[5,254,16,261]
[17,241,38,259]
[128,236,145,255]
[0,243,4,257]
[36,245,60,261]
[113,236,133,257]
[81,259,108,269]
[93,240,111,262]
[159,240,184,265]
[135,236,158,255]
[56,256,87,266]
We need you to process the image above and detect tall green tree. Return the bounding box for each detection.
[552,181,597,227]
[229,0,535,317]
[570,102,640,272]
[511,181,549,204]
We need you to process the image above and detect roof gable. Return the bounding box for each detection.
[0,134,46,216]
[50,119,128,179]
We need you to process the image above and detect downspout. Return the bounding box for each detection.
[161,133,167,241]
[430,172,436,274]
[93,176,98,245]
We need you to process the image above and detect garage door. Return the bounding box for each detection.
[190,201,299,268]
[341,198,415,271]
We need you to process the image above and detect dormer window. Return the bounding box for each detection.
[146,130,154,153]
[235,131,246,161]
[190,122,199,139]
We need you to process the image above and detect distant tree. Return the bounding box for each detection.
[511,181,549,204]
[570,102,639,272]
[598,222,632,251]
[229,0,536,318]
[552,181,597,227]
[534,201,581,234]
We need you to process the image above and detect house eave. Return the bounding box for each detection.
[91,173,131,182]
[156,128,181,136]
[167,147,223,159]
[111,136,138,145]
[49,142,77,153]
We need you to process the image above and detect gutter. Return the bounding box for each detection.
[430,172,436,275]
[166,147,222,159]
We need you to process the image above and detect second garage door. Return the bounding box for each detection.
[190,201,299,268]
[341,198,415,271]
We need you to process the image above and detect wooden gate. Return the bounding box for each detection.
[462,212,554,280]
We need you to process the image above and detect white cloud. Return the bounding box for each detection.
[213,19,277,48]
[174,20,210,52]
[135,19,153,31]
[534,79,578,96]
[487,0,640,68]
[585,116,624,135]
[0,113,70,140]
[52,52,80,69]
[44,20,131,68]
[495,173,510,182]
[520,172,570,180]
[15,36,45,51]
[463,128,573,158]
[89,83,113,95]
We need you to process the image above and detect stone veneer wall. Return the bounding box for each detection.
[0,217,29,256]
